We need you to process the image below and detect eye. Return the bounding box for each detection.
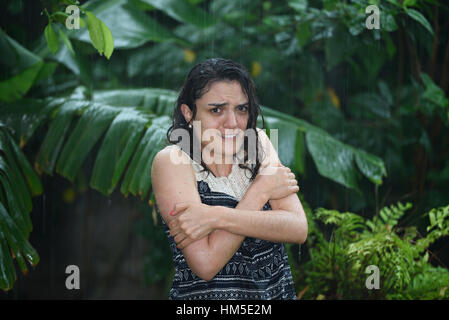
[210,107,222,114]
[237,105,249,112]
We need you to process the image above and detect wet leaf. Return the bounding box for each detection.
[306,130,359,190]
[85,11,114,59]
[44,23,59,54]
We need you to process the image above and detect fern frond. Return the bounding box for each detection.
[396,264,449,300]
[301,203,449,299]
[316,208,366,234]
[347,231,414,292]
[414,205,449,256]
[370,202,412,232]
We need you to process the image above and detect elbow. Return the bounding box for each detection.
[194,268,218,282]
[294,212,308,244]
[201,274,215,282]
[298,227,308,244]
[299,217,308,244]
[183,244,220,282]
[292,227,307,244]
[188,261,219,282]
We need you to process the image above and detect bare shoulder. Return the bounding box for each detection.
[151,145,199,222]
[256,127,272,151]
[153,144,191,164]
[151,145,197,197]
[256,127,281,166]
[152,145,194,174]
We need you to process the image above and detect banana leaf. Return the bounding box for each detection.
[90,108,150,195]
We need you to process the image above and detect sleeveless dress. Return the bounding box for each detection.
[161,145,297,300]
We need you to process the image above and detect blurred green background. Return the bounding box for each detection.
[0,0,448,299]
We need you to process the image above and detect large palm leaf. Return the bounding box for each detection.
[0,123,42,290]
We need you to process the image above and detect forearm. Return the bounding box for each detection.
[216,206,307,244]
[202,186,269,275]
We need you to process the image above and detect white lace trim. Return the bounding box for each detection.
[170,144,253,201]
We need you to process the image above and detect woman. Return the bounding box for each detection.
[151,58,308,300]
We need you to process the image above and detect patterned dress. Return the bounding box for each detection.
[162,146,297,300]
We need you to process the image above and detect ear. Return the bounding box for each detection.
[180,104,193,124]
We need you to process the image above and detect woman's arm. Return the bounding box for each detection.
[170,189,307,248]
[216,128,308,243]
[154,129,306,280]
[152,146,277,281]
[169,129,308,249]
[215,201,307,243]
[193,180,273,278]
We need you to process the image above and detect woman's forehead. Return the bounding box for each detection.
[198,80,247,102]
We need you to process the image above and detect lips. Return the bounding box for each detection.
[220,134,238,139]
[218,132,239,139]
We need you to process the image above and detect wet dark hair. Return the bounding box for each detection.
[166,58,266,180]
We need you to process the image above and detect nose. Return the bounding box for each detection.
[224,110,238,128]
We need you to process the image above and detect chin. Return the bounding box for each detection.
[202,134,245,163]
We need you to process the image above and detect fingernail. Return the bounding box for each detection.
[169,210,174,216]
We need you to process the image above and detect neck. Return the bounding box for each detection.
[208,162,233,177]
[200,147,241,177]
[202,151,235,177]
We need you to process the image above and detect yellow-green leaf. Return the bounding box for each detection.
[44,23,59,54]
[85,11,114,59]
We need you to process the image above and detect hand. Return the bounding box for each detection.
[253,163,299,200]
[168,202,218,250]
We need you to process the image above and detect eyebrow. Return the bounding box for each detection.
[207,102,249,107]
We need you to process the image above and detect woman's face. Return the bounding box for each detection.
[182,80,249,163]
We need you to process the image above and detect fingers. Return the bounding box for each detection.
[280,167,292,177]
[171,232,191,250]
[285,171,297,186]
[260,162,289,174]
[174,232,188,245]
[169,225,187,245]
[169,202,191,216]
[177,237,193,250]
[171,228,202,249]
[280,168,298,189]
[170,229,193,249]
[290,185,300,193]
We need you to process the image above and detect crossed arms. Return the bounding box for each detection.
[151,129,308,281]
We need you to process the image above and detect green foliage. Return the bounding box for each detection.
[141,0,215,29]
[133,196,173,290]
[262,106,387,189]
[44,23,59,55]
[0,125,43,290]
[366,202,412,232]
[43,2,116,60]
[0,30,44,102]
[1,0,448,296]
[84,11,114,59]
[294,202,449,299]
[70,0,185,49]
